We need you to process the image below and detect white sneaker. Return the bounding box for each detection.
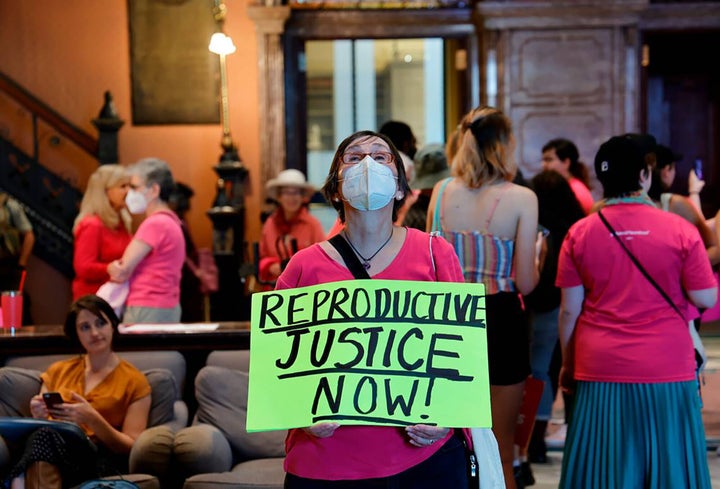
[545,423,567,449]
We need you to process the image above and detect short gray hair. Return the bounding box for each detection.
[128,157,175,202]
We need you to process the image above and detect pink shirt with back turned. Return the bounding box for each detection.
[556,204,716,384]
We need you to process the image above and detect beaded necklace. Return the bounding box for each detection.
[604,191,656,208]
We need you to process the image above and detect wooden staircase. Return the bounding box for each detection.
[0,71,100,277]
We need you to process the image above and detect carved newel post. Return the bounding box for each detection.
[91,91,125,164]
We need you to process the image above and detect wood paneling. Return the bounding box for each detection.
[477,2,641,192]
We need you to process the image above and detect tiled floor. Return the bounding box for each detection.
[530,451,720,489]
[527,328,720,489]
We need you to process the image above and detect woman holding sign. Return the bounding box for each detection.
[427,106,540,489]
[276,130,478,488]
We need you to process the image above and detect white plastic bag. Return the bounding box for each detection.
[95,281,129,319]
[471,427,506,489]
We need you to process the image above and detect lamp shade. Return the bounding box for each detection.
[209,33,236,55]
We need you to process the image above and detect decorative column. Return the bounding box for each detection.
[91,91,125,164]
[247,5,291,188]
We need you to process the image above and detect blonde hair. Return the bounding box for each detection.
[451,106,516,188]
[73,164,131,232]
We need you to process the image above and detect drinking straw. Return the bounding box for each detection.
[18,269,27,292]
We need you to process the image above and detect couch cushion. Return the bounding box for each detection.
[183,458,285,489]
[0,365,175,427]
[194,366,286,462]
[206,350,250,372]
[5,352,186,395]
[0,367,41,417]
[119,352,186,393]
[143,369,178,427]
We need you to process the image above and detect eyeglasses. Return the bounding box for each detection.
[341,152,395,165]
[278,188,303,197]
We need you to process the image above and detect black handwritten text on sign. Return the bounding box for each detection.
[247,280,491,431]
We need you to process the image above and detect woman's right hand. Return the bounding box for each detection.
[29,394,49,419]
[302,422,340,438]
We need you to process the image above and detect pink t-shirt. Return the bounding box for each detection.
[568,177,594,214]
[127,210,185,308]
[276,228,464,480]
[556,204,716,383]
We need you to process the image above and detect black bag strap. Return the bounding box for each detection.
[328,234,371,280]
[598,210,684,320]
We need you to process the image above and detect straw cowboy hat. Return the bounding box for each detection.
[266,169,315,200]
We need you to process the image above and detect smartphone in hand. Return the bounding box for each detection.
[694,159,703,180]
[42,392,64,409]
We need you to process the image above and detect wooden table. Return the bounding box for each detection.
[0,322,251,357]
[0,322,252,416]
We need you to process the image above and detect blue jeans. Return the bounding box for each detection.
[529,308,559,420]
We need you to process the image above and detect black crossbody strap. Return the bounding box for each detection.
[328,234,371,280]
[598,210,684,320]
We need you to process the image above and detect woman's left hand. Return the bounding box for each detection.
[405,424,450,447]
[48,392,99,426]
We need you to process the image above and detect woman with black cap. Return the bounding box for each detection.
[557,134,717,488]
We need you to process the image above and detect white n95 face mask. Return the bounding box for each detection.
[340,156,398,211]
[125,189,148,215]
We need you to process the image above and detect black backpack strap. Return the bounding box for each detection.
[328,234,371,280]
[598,210,684,320]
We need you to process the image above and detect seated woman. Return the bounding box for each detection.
[259,169,324,285]
[3,295,151,489]
[72,164,132,300]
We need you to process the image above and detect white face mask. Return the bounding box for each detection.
[125,189,148,215]
[340,156,398,211]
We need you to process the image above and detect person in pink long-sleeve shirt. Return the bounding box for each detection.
[258,169,325,285]
[72,165,132,300]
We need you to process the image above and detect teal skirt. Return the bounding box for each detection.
[560,380,710,489]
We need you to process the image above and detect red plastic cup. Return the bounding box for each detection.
[1,291,23,329]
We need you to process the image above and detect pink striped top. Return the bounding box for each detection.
[431,178,516,294]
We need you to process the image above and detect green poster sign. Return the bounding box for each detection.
[247,279,490,432]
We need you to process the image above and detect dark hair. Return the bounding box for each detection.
[379,121,416,158]
[63,295,120,350]
[322,130,412,223]
[647,144,679,200]
[531,170,586,234]
[168,182,194,216]
[594,134,651,198]
[542,138,591,189]
[526,170,585,311]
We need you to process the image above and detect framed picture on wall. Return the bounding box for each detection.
[128,0,220,125]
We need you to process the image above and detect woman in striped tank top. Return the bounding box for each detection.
[428,106,540,489]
